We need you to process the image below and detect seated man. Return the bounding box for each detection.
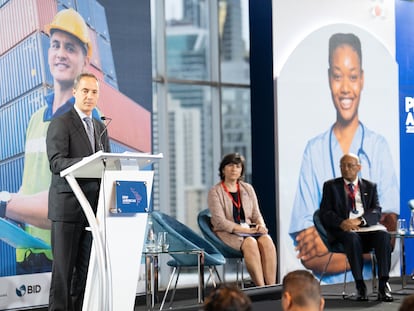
[319,153,393,302]
[282,270,325,311]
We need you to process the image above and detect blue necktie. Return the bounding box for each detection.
[348,183,354,194]
[83,117,95,151]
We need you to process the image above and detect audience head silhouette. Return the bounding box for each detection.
[282,270,325,311]
[203,285,252,311]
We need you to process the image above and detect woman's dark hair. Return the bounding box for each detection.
[328,32,362,69]
[219,153,245,181]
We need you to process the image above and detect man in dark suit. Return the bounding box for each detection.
[319,153,393,302]
[46,72,110,311]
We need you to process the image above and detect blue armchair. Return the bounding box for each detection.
[197,209,245,288]
[150,211,225,309]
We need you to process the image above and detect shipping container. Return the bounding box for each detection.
[0,0,57,56]
[57,0,76,9]
[0,0,9,9]
[0,241,16,277]
[98,81,151,152]
[0,156,24,193]
[0,155,24,281]
[85,63,104,82]
[104,73,118,90]
[0,32,52,106]
[92,0,110,41]
[0,87,48,161]
[96,35,117,82]
[88,28,102,70]
[76,0,94,29]
[76,0,111,40]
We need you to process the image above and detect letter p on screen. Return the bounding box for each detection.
[405,97,414,112]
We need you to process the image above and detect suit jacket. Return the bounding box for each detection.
[208,181,266,250]
[319,177,382,243]
[46,108,110,222]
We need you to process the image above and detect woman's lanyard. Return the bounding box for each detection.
[344,181,359,213]
[221,181,242,222]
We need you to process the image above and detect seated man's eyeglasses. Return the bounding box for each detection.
[340,163,359,169]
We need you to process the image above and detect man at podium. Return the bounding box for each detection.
[46,72,110,311]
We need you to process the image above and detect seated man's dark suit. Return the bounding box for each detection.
[319,177,391,291]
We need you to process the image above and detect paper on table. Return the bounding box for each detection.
[353,224,387,232]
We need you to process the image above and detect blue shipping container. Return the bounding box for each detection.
[0,241,16,277]
[0,32,52,106]
[0,156,24,193]
[96,35,117,81]
[0,87,48,161]
[93,0,110,41]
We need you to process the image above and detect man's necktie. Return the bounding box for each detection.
[348,183,354,194]
[348,183,355,212]
[83,117,95,151]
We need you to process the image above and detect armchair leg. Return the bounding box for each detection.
[214,266,222,284]
[370,252,377,293]
[318,253,352,299]
[160,266,179,311]
[167,267,181,309]
[318,252,334,284]
[236,258,245,289]
[206,267,217,288]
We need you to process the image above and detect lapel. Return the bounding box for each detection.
[358,178,368,209]
[220,183,235,215]
[69,108,95,153]
[336,178,347,210]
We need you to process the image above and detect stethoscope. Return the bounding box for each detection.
[329,121,372,177]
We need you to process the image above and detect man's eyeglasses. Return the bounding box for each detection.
[340,163,359,169]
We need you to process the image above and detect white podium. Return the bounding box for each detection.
[60,151,163,311]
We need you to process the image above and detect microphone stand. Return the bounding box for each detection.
[99,116,112,152]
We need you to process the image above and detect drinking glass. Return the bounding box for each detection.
[397,219,407,234]
[158,232,169,252]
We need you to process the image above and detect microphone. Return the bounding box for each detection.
[98,116,112,151]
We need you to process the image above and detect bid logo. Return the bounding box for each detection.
[16,284,41,297]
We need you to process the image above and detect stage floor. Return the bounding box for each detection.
[134,276,414,311]
[24,275,414,310]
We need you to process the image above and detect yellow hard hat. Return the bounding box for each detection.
[46,8,92,58]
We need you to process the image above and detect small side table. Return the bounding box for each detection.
[389,231,414,291]
[144,249,205,311]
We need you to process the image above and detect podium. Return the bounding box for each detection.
[60,151,163,311]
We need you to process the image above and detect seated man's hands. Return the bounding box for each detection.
[339,218,361,231]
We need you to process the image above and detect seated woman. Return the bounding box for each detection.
[208,153,277,286]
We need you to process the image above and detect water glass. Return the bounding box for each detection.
[146,232,157,252]
[397,219,407,234]
[158,232,169,252]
